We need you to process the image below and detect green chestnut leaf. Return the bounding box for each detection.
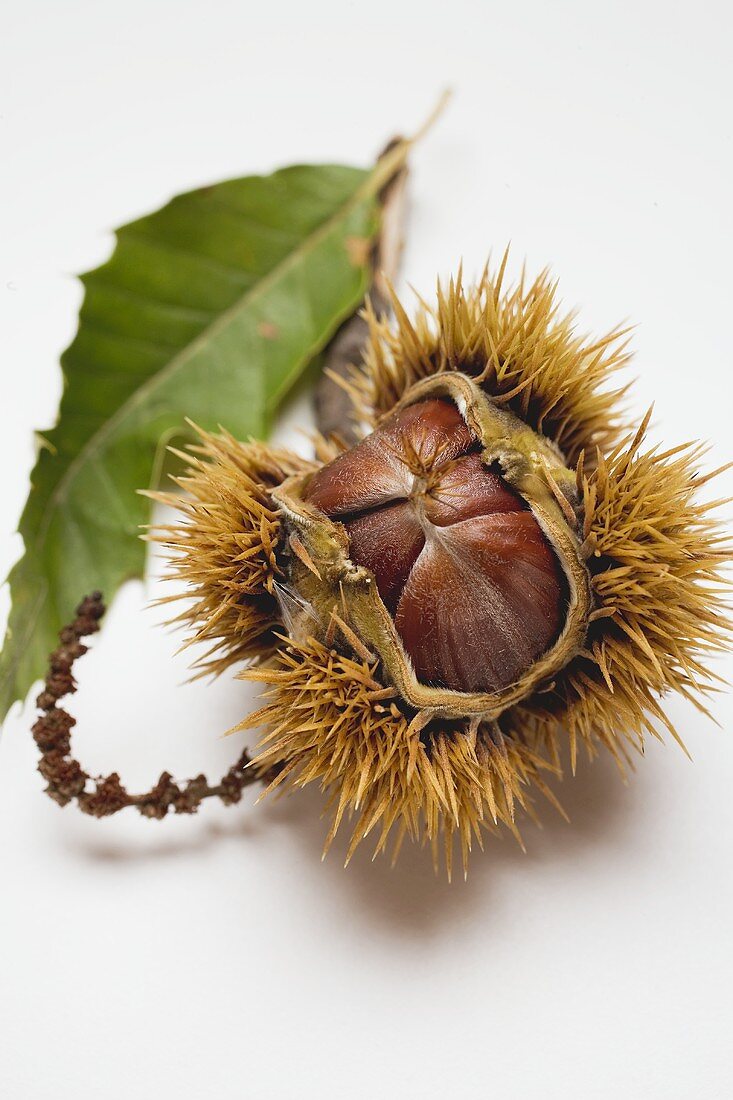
[0,145,410,721]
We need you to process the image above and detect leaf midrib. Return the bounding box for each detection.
[33,144,407,554]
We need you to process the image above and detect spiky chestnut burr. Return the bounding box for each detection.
[155,261,730,876]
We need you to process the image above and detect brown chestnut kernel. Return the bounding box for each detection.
[305,398,566,694]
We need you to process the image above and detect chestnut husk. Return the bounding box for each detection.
[153,262,730,876]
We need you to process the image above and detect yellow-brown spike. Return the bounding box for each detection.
[236,632,564,878]
[148,427,315,677]
[505,414,732,768]
[348,255,632,465]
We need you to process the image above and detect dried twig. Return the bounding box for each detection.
[313,138,409,443]
[33,592,274,818]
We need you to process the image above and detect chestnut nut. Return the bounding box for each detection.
[273,373,590,719]
[305,398,566,695]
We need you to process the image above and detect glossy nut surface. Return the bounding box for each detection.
[305,398,566,694]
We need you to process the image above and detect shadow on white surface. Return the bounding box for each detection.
[63,741,635,937]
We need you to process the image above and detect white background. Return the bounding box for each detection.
[1,1,732,1097]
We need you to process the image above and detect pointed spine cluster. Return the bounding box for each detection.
[148,427,314,677]
[238,629,563,879]
[352,256,632,464]
[508,414,732,768]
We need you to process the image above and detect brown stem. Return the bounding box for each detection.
[33,592,274,818]
[313,138,409,444]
